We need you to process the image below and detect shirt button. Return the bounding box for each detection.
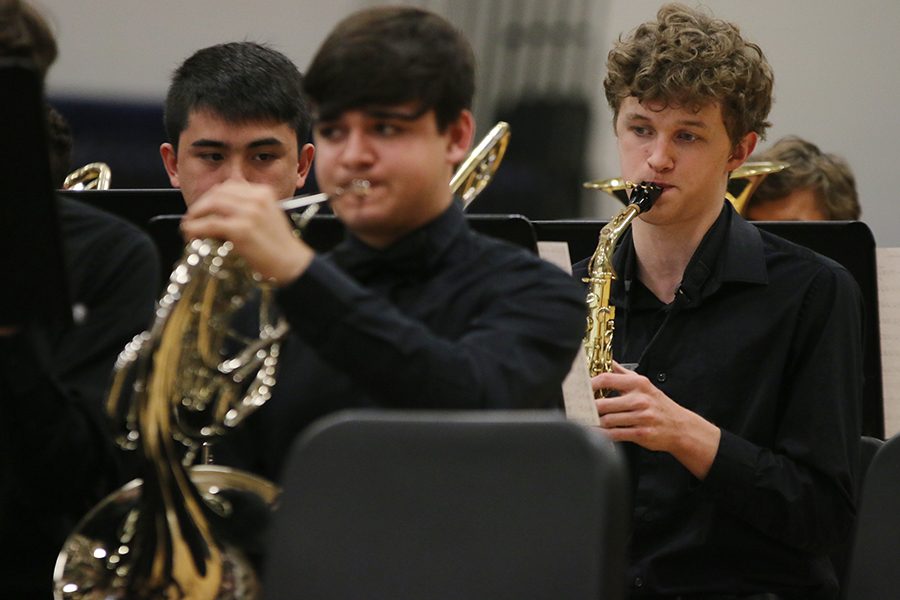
[633,576,643,588]
[656,372,667,383]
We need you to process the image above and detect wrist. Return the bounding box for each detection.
[673,411,721,480]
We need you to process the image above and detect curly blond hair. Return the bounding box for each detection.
[604,3,773,145]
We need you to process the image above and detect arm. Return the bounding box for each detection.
[181,181,587,410]
[276,254,586,409]
[702,266,862,553]
[592,264,862,553]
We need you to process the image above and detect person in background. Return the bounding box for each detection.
[0,1,159,596]
[745,135,860,221]
[159,41,315,206]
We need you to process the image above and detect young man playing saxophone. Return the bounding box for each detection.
[587,4,863,598]
[180,6,586,480]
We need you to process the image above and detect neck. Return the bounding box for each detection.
[631,206,720,304]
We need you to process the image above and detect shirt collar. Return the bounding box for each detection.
[331,200,467,279]
[613,200,768,306]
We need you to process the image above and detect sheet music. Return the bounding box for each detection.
[877,248,900,437]
[537,241,600,427]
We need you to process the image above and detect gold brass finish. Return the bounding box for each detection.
[450,121,510,208]
[54,234,294,599]
[583,161,790,215]
[62,162,112,191]
[583,182,662,389]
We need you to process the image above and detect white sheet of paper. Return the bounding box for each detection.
[877,247,900,437]
[537,241,599,427]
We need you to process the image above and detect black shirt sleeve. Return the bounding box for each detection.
[275,253,586,410]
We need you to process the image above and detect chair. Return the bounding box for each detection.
[832,435,885,593]
[262,410,629,600]
[842,433,900,599]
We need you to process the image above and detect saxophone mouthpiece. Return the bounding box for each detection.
[628,181,663,213]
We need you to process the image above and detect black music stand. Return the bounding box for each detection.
[58,188,187,231]
[144,211,538,290]
[533,218,884,438]
[0,61,69,328]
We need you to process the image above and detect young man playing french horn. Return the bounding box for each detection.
[587,4,864,598]
[180,6,586,480]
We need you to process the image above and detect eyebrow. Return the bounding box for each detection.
[189,137,286,149]
[623,112,709,129]
[364,107,428,121]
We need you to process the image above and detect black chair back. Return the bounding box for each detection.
[263,410,629,600]
[843,433,900,599]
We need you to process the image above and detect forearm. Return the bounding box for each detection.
[703,428,856,552]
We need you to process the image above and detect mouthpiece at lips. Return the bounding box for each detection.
[334,179,371,197]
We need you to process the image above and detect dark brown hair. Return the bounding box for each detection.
[303,6,475,131]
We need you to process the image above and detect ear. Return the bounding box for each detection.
[445,109,476,166]
[160,143,181,188]
[727,131,758,171]
[295,142,315,190]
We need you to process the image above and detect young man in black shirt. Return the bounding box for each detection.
[588,4,863,599]
[159,41,315,206]
[180,6,586,480]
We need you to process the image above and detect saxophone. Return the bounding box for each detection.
[583,182,662,388]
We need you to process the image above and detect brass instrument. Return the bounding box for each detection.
[54,123,512,599]
[583,182,662,390]
[583,161,789,215]
[63,162,112,191]
[450,121,510,208]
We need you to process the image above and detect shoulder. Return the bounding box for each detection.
[58,196,157,259]
[755,227,862,313]
[58,197,160,299]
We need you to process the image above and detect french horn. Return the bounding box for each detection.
[53,122,513,599]
[63,162,112,191]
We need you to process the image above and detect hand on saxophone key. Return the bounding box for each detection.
[592,361,721,480]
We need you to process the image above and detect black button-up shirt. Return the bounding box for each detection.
[224,202,586,480]
[610,203,863,599]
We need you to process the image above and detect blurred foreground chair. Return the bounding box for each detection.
[263,410,629,600]
[842,433,900,599]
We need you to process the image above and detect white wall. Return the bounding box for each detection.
[36,0,900,245]
[38,0,359,100]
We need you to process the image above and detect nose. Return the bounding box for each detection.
[340,129,375,169]
[222,158,250,184]
[646,138,674,173]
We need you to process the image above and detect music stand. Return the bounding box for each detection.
[144,212,539,291]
